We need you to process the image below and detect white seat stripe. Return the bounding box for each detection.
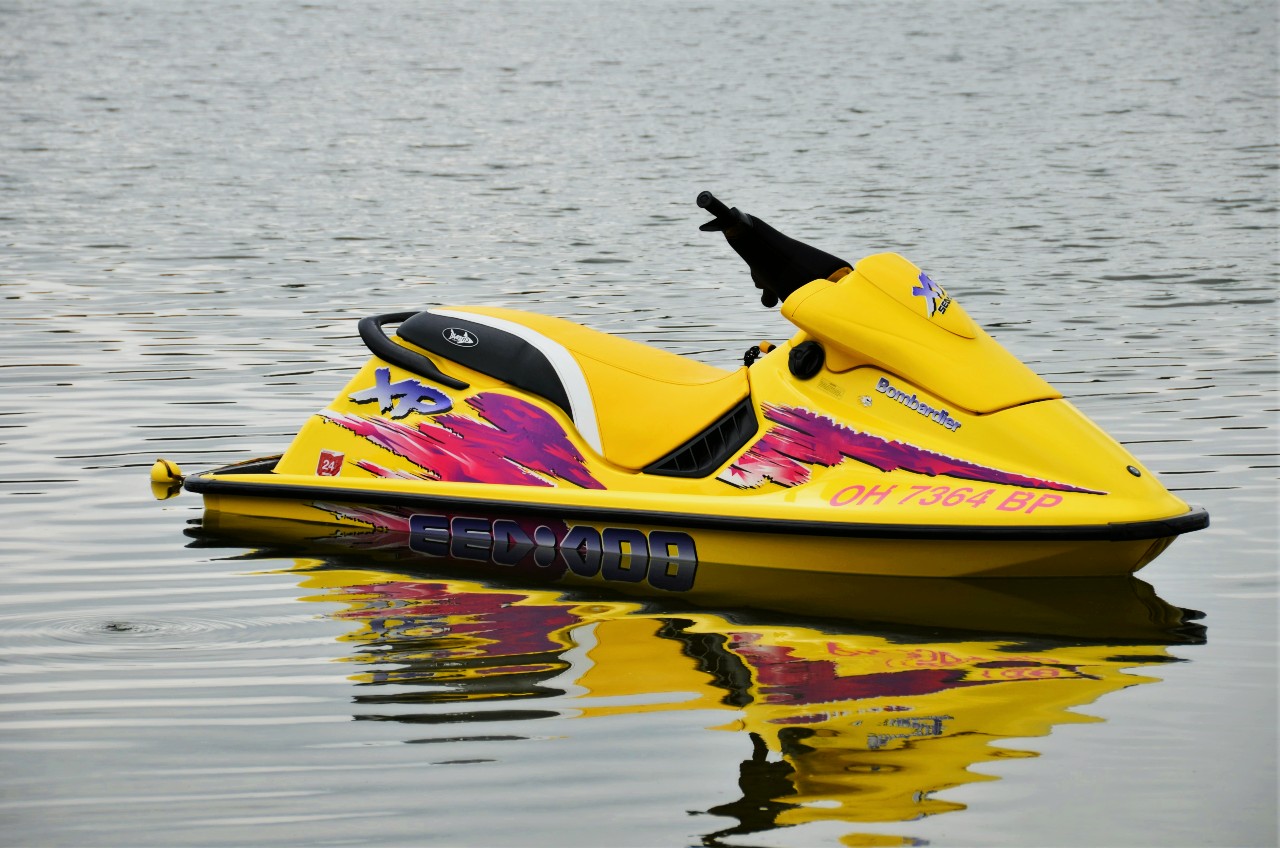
[429,308,603,456]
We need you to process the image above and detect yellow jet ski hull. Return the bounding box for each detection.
[189,474,1197,580]
[182,316,1206,579]
[167,203,1207,581]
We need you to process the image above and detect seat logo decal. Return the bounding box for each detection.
[443,327,478,347]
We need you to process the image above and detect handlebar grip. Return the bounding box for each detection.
[696,191,734,220]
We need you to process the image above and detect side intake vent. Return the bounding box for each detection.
[644,399,758,478]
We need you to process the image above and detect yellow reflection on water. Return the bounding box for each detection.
[288,562,1195,843]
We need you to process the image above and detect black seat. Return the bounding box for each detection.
[397,310,575,420]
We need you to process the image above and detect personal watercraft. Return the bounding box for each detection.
[154,192,1208,581]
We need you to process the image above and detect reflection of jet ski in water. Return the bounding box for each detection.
[286,565,1204,839]
[156,190,1206,580]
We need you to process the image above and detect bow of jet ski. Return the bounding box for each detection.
[156,192,1207,580]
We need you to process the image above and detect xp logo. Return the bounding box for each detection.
[348,366,452,419]
[443,327,478,347]
[912,271,951,318]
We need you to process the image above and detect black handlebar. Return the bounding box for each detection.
[697,191,851,308]
[697,190,751,239]
[696,191,731,219]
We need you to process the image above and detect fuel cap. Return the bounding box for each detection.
[788,341,824,380]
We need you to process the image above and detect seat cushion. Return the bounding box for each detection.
[398,310,574,418]
[406,306,750,471]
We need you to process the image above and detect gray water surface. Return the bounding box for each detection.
[1,2,1276,846]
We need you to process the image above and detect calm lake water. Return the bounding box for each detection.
[1,1,1276,846]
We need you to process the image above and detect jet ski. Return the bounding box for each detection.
[153,192,1208,580]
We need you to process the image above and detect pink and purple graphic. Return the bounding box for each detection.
[322,503,413,532]
[323,392,604,489]
[719,404,1102,494]
[724,632,1088,711]
[333,580,584,675]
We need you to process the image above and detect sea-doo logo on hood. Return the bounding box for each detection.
[912,271,951,318]
[443,328,478,347]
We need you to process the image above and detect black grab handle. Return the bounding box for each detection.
[358,311,470,390]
